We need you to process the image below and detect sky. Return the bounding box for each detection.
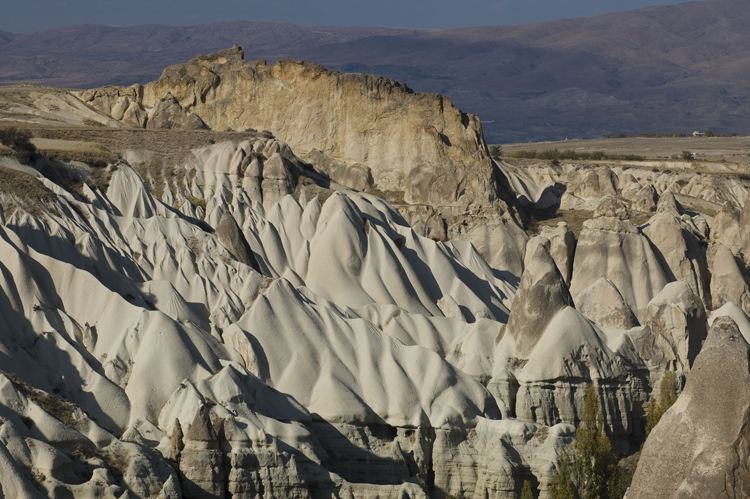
[1,0,699,34]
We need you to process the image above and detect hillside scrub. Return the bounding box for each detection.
[512,149,644,162]
[0,127,37,163]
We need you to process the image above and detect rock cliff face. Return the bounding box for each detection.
[79,46,496,210]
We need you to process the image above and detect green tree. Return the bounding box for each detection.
[645,370,678,436]
[489,145,503,158]
[549,384,627,499]
[520,480,534,499]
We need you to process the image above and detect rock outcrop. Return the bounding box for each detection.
[506,243,573,359]
[629,281,708,372]
[570,217,669,320]
[146,94,207,130]
[627,316,750,498]
[593,195,628,219]
[711,200,750,265]
[79,46,497,209]
[631,184,659,212]
[179,407,224,498]
[642,192,711,307]
[575,278,638,330]
[539,222,576,287]
[215,210,261,272]
[708,242,750,314]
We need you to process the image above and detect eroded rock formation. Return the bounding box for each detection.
[627,316,750,498]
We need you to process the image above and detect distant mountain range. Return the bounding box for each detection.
[2,0,749,142]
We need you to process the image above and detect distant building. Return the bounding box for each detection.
[692,131,706,137]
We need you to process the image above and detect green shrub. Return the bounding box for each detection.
[549,384,627,499]
[520,480,534,499]
[645,371,678,436]
[489,145,503,158]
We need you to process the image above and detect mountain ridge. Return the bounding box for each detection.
[3,1,750,141]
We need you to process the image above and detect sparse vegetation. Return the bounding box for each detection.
[0,127,36,163]
[0,165,54,201]
[606,132,686,139]
[30,469,46,486]
[645,370,678,436]
[0,370,81,430]
[605,131,739,138]
[534,425,549,443]
[549,384,627,499]
[511,149,644,162]
[185,195,207,212]
[35,142,118,167]
[681,151,694,161]
[368,184,405,205]
[489,145,503,158]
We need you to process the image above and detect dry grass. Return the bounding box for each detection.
[185,195,207,211]
[36,146,118,167]
[0,165,56,219]
[0,370,81,430]
[0,165,54,201]
[629,212,653,227]
[534,425,549,443]
[368,183,405,205]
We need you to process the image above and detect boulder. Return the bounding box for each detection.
[627,316,750,499]
[593,195,628,219]
[631,184,659,212]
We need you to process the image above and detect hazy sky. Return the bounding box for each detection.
[1,0,700,33]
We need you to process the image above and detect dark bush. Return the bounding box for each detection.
[0,127,37,163]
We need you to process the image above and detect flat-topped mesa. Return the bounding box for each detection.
[80,46,497,208]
